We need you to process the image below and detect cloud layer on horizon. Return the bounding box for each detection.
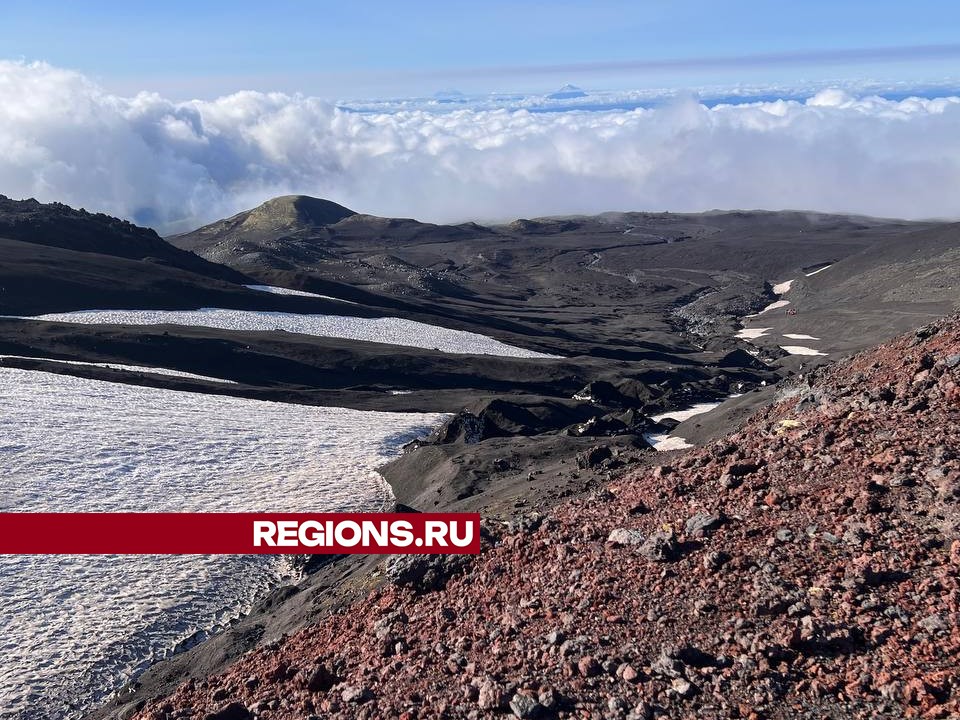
[1,60,959,233]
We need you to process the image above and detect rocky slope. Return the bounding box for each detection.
[127,317,960,720]
[0,195,245,282]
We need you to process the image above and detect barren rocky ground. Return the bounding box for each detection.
[128,317,960,720]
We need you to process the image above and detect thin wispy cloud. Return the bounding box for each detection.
[1,60,960,233]
[410,42,960,81]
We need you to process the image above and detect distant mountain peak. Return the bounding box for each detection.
[433,89,465,100]
[547,84,588,100]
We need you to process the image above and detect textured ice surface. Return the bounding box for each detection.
[22,309,559,359]
[0,368,448,719]
[244,284,355,303]
[0,355,236,383]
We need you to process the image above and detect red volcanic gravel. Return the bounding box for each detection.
[136,318,960,720]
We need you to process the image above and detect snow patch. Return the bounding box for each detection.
[643,433,694,451]
[782,333,820,340]
[805,264,833,276]
[645,394,745,452]
[0,355,236,384]
[18,309,561,359]
[772,279,794,295]
[651,400,726,424]
[746,300,790,317]
[736,327,771,340]
[780,345,827,356]
[244,284,356,304]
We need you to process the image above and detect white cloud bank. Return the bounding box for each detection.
[2,60,960,233]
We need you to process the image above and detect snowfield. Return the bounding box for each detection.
[0,355,236,383]
[735,327,771,340]
[642,432,693,451]
[644,397,740,452]
[805,264,833,277]
[746,299,791,317]
[651,400,728,424]
[244,284,356,303]
[20,308,560,359]
[780,345,828,356]
[0,368,448,719]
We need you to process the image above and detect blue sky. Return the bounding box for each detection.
[3,0,960,99]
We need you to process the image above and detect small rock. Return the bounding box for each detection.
[303,664,335,693]
[640,530,679,562]
[204,703,251,720]
[538,687,558,709]
[607,528,645,546]
[726,462,761,477]
[627,700,653,720]
[509,693,542,719]
[578,655,602,677]
[577,445,613,469]
[607,696,630,716]
[545,629,565,646]
[340,685,373,704]
[720,472,742,489]
[650,646,684,678]
[684,512,723,538]
[703,550,731,572]
[918,613,948,634]
[478,678,507,710]
[671,677,698,698]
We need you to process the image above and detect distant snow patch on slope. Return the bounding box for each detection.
[19,309,561,359]
[805,264,833,277]
[643,433,694,451]
[736,327,771,340]
[651,400,727,424]
[783,333,820,340]
[780,345,827,356]
[0,355,236,384]
[645,395,744,451]
[747,300,790,317]
[244,284,356,304]
[772,279,794,295]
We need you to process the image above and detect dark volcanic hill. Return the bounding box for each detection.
[170,195,357,260]
[0,196,378,316]
[0,195,244,282]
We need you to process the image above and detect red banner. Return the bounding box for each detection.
[0,513,481,554]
